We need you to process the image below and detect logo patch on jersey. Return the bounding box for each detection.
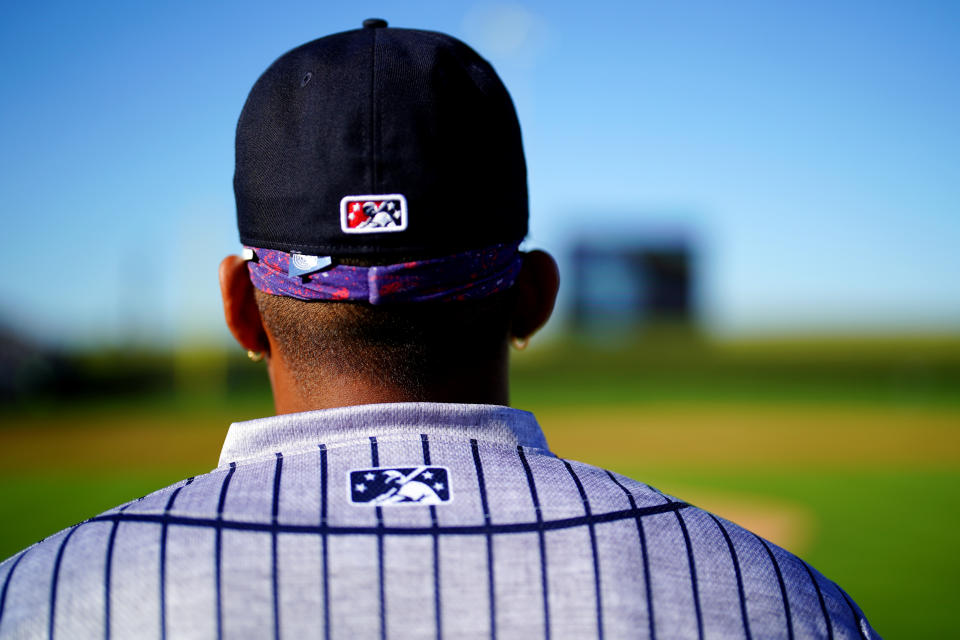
[348,466,451,506]
[340,194,408,234]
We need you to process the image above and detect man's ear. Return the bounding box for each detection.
[219,255,270,354]
[511,250,560,342]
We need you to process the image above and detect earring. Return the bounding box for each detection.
[511,336,529,351]
[247,350,264,362]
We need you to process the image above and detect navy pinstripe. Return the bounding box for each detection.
[755,533,794,640]
[604,471,656,640]
[318,443,330,640]
[271,453,283,640]
[215,462,237,640]
[802,560,834,640]
[103,520,119,640]
[562,461,604,640]
[0,549,27,634]
[370,437,387,640]
[421,434,443,640]
[708,514,752,640]
[518,445,551,640]
[673,509,704,640]
[159,523,169,637]
[470,438,497,640]
[159,476,193,640]
[836,584,870,640]
[86,502,687,536]
[48,524,79,640]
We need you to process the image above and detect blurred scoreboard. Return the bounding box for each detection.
[570,236,695,333]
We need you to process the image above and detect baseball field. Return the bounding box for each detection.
[1,331,957,638]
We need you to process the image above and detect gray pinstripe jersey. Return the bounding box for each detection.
[0,403,878,639]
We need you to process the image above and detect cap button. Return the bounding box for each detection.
[363,18,388,29]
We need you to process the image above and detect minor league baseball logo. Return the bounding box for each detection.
[340,194,408,234]
[349,466,451,506]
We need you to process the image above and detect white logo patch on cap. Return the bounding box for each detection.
[340,194,408,234]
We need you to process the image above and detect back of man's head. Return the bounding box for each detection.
[220,20,558,411]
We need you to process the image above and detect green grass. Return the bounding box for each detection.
[511,331,960,407]
[0,470,199,558]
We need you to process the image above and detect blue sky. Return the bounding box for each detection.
[1,1,958,346]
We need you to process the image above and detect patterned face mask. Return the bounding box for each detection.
[245,243,523,305]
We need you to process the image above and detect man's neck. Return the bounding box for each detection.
[267,355,510,414]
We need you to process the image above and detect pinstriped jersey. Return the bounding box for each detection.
[0,403,878,639]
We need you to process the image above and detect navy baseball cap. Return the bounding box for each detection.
[234,18,528,258]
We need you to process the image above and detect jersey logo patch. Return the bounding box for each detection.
[340,194,408,234]
[349,466,451,506]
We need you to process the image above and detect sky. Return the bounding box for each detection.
[1,0,958,347]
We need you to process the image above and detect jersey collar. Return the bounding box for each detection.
[218,402,550,467]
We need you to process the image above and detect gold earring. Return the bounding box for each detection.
[247,350,264,362]
[511,336,529,351]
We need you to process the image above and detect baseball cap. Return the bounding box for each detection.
[234,18,528,259]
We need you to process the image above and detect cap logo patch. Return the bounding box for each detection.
[340,194,408,234]
[348,465,451,506]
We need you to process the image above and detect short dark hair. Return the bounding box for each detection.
[254,284,514,400]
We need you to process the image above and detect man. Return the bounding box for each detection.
[0,20,877,640]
